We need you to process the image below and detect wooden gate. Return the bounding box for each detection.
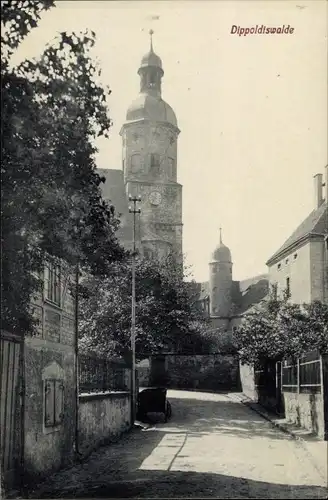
[0,331,23,489]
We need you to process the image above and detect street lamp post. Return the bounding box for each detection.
[128,194,141,424]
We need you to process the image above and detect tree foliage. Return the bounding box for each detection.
[233,286,328,364]
[1,1,125,334]
[79,254,213,361]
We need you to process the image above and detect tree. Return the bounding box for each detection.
[233,285,328,365]
[1,1,126,334]
[79,254,212,361]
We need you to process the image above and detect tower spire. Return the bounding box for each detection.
[138,29,163,96]
[149,29,154,52]
[219,227,222,244]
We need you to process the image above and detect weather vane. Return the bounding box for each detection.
[149,29,154,50]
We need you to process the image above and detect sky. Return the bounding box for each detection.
[12,0,328,283]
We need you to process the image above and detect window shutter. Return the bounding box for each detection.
[44,380,55,427]
[44,264,50,300]
[54,380,64,425]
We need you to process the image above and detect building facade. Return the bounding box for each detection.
[99,32,183,261]
[267,166,328,304]
[265,168,328,439]
[0,260,77,490]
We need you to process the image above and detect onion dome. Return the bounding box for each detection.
[126,94,177,126]
[211,228,232,262]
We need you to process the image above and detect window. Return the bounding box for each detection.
[150,153,160,170]
[285,258,289,264]
[168,157,175,178]
[131,154,141,173]
[286,277,290,297]
[45,262,61,305]
[277,263,281,270]
[144,248,154,260]
[294,253,298,260]
[44,379,64,428]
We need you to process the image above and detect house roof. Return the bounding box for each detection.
[239,273,269,294]
[266,201,328,266]
[196,273,269,316]
[241,293,270,315]
[198,281,210,301]
[238,276,269,314]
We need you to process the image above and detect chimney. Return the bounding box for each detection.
[325,165,328,204]
[314,173,323,209]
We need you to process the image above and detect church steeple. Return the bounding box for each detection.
[138,30,164,97]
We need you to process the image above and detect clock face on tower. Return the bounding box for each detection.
[149,191,162,206]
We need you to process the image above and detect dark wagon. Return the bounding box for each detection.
[137,387,172,423]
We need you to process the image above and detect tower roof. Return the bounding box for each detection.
[125,30,178,128]
[138,29,163,72]
[211,228,232,262]
[126,93,177,127]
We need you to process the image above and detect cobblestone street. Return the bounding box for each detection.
[30,390,327,499]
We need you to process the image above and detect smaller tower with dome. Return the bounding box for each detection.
[196,230,269,335]
[209,229,233,317]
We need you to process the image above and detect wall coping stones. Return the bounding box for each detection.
[79,391,130,402]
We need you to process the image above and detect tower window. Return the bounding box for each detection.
[149,72,156,85]
[150,153,160,170]
[131,154,141,173]
[286,277,290,297]
[168,157,175,177]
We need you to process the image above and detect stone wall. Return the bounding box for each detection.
[150,354,241,391]
[239,362,257,400]
[78,392,131,455]
[238,358,327,439]
[283,392,325,438]
[24,337,76,483]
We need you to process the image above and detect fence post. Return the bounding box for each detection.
[297,358,300,394]
[103,359,107,392]
[320,354,328,441]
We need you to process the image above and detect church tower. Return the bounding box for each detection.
[120,31,183,261]
[209,229,233,317]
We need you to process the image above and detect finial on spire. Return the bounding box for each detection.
[149,29,154,51]
[219,227,222,244]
